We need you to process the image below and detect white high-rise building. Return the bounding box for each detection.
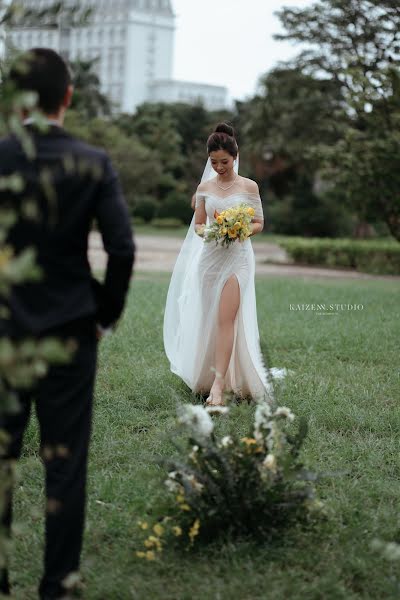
[6,0,228,113]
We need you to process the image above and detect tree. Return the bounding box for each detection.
[116,103,191,224]
[70,59,112,119]
[275,0,400,118]
[65,111,161,216]
[120,103,185,183]
[275,0,400,240]
[239,67,346,166]
[236,68,351,236]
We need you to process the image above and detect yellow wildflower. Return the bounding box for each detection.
[233,221,242,231]
[241,437,257,446]
[216,215,224,224]
[189,518,201,544]
[228,228,237,239]
[137,547,161,561]
[138,521,148,530]
[153,523,164,537]
[144,535,162,550]
[172,526,183,537]
[241,437,262,453]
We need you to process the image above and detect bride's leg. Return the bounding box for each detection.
[207,275,240,406]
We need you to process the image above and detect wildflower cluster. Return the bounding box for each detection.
[136,521,169,561]
[135,402,323,558]
[135,514,200,561]
[203,203,255,247]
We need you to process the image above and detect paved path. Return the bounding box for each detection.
[88,232,400,281]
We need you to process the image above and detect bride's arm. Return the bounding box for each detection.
[245,179,264,237]
[194,193,207,236]
[250,220,264,236]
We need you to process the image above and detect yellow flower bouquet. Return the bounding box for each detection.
[203,203,255,247]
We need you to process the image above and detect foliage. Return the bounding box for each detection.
[150,218,183,229]
[240,67,346,161]
[278,236,400,275]
[0,0,84,571]
[5,1,92,28]
[156,190,193,225]
[317,121,400,240]
[133,196,159,223]
[0,103,71,406]
[69,58,111,118]
[265,175,355,238]
[274,0,400,240]
[275,0,400,116]
[118,103,185,186]
[235,68,349,237]
[135,402,324,558]
[65,110,160,216]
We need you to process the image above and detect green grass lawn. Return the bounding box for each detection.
[10,274,400,599]
[134,223,189,238]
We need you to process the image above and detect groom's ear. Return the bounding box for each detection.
[63,84,74,110]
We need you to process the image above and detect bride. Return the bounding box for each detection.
[163,123,274,406]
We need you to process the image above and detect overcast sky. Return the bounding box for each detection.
[172,0,313,103]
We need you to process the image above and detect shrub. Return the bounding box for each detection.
[132,216,145,226]
[265,183,354,238]
[157,191,193,225]
[278,237,400,275]
[135,402,324,558]
[133,196,158,223]
[151,218,183,229]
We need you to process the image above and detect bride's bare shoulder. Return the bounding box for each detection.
[197,179,216,193]
[238,176,259,194]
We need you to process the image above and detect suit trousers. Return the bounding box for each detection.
[0,319,98,598]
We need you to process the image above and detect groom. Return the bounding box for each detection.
[0,49,134,598]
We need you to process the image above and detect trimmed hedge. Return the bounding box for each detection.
[277,237,400,275]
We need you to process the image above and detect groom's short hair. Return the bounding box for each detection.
[10,48,72,114]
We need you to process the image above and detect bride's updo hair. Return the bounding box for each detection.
[207,123,238,158]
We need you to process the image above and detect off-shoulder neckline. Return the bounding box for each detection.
[197,191,260,202]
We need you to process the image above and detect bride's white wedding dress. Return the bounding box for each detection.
[164,175,278,403]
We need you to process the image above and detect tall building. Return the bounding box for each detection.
[6,0,228,113]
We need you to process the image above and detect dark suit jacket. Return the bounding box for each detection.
[0,124,135,336]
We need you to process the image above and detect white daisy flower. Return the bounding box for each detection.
[263,453,277,472]
[220,435,233,447]
[177,404,214,438]
[205,406,230,416]
[273,406,295,422]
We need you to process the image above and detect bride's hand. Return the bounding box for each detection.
[195,224,206,237]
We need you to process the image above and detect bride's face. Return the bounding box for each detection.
[210,150,235,176]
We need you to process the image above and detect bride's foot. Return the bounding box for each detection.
[205,388,225,406]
